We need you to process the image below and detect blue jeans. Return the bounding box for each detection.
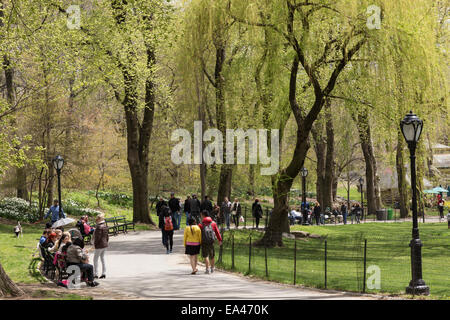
[343,213,347,224]
[225,213,231,229]
[174,211,181,229]
[320,214,325,225]
[185,212,190,225]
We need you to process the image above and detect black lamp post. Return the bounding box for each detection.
[400,111,429,295]
[52,155,64,220]
[301,167,309,225]
[359,177,364,221]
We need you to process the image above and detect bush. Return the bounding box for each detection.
[63,199,102,217]
[88,191,133,207]
[0,197,40,223]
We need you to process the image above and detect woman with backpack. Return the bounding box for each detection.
[162,207,174,254]
[183,217,202,274]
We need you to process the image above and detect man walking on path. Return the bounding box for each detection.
[44,199,66,225]
[189,194,201,224]
[184,195,191,225]
[156,197,168,246]
[199,210,222,274]
[168,192,181,230]
[340,203,348,225]
[200,195,213,215]
[251,199,263,229]
[221,197,232,230]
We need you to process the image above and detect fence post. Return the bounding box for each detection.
[231,232,235,270]
[244,206,247,229]
[324,240,328,289]
[265,207,268,230]
[248,235,252,274]
[294,239,297,285]
[265,246,268,279]
[363,239,367,293]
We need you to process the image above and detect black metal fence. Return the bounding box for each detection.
[212,229,450,298]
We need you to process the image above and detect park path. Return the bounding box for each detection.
[87,230,379,300]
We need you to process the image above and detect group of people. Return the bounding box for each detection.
[289,202,364,226]
[38,200,110,288]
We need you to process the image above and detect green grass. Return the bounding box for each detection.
[214,222,450,299]
[0,222,48,284]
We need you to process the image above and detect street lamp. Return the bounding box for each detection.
[359,177,364,221]
[301,167,309,225]
[52,155,64,220]
[400,110,429,295]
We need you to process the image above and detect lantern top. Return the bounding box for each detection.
[52,155,64,170]
[301,167,308,177]
[359,177,364,185]
[400,111,423,144]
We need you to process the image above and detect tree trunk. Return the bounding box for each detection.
[0,262,23,297]
[356,111,380,215]
[396,131,409,218]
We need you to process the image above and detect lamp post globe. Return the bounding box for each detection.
[400,111,429,295]
[52,155,64,221]
[301,167,309,225]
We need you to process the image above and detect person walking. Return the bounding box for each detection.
[313,202,321,225]
[231,198,242,228]
[168,192,181,230]
[14,221,22,238]
[189,194,201,224]
[252,199,263,229]
[162,206,175,254]
[221,197,232,230]
[200,195,213,214]
[199,210,223,274]
[438,198,445,220]
[44,199,66,226]
[355,203,362,224]
[183,217,202,274]
[93,214,109,279]
[184,195,191,225]
[157,200,168,247]
[341,203,348,225]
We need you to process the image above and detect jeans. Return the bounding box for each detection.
[185,211,190,225]
[174,211,181,229]
[356,214,361,224]
[343,213,347,224]
[225,213,231,229]
[320,214,325,225]
[93,248,106,277]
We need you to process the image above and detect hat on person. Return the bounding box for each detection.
[96,213,105,223]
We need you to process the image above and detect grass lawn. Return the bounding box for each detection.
[214,222,450,299]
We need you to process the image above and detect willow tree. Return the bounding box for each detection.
[229,0,369,246]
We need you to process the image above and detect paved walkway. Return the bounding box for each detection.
[87,230,379,300]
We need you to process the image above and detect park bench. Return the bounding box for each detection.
[105,215,135,236]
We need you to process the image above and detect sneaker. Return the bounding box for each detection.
[205,269,210,274]
[94,276,99,279]
[170,249,172,253]
[88,281,99,287]
[210,267,214,273]
[166,249,170,254]
[100,275,106,279]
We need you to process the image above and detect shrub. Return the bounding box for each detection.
[0,197,40,223]
[63,199,102,217]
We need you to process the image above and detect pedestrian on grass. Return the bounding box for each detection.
[183,217,202,274]
[221,197,232,230]
[231,198,242,228]
[252,199,263,229]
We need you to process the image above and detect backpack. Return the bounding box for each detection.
[202,223,216,244]
[164,216,173,231]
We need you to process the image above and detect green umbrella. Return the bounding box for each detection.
[432,187,448,193]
